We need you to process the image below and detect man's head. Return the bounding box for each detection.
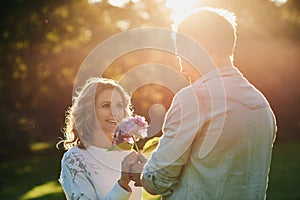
[177,7,237,67]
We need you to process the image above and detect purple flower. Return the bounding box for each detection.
[109,115,149,151]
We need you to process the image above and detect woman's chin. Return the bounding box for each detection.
[103,129,115,138]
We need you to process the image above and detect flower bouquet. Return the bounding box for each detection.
[108,115,149,151]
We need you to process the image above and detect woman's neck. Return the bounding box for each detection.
[92,133,112,149]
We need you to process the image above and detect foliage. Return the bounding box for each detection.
[0,0,171,156]
[0,1,299,200]
[142,136,160,158]
[0,0,299,157]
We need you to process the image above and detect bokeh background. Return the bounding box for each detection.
[0,0,299,199]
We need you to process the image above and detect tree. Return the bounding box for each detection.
[0,0,299,157]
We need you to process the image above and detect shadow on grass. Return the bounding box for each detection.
[0,142,65,200]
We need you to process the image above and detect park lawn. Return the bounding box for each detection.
[0,147,65,200]
[0,141,299,200]
[267,141,300,200]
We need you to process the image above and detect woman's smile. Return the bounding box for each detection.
[95,88,125,139]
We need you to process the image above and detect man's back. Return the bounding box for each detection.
[169,66,276,199]
[141,8,276,199]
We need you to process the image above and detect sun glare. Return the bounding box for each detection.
[164,0,238,79]
[108,0,130,7]
[88,0,140,8]
[270,0,288,7]
[165,0,237,32]
[166,0,199,30]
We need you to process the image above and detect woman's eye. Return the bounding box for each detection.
[101,103,110,108]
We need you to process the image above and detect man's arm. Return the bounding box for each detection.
[141,86,203,196]
[141,175,157,195]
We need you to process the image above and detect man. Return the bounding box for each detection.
[133,7,277,199]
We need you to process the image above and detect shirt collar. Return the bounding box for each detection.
[196,66,243,84]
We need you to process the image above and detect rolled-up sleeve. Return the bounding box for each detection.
[143,87,203,196]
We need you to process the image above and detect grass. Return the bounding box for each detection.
[0,141,299,200]
[0,148,65,200]
[266,141,300,200]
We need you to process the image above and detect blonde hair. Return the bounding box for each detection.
[58,77,133,150]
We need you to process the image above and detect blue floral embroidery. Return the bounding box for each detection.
[64,151,91,183]
[71,192,91,200]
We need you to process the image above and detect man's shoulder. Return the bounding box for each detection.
[175,80,208,99]
[175,85,195,99]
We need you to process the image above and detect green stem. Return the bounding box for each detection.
[133,135,139,152]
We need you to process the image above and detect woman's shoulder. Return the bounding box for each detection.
[61,146,94,171]
[62,146,87,162]
[64,145,82,153]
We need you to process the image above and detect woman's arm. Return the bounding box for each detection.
[60,151,135,200]
[106,151,140,199]
[59,153,97,199]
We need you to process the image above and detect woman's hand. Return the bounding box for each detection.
[130,153,147,187]
[119,152,138,192]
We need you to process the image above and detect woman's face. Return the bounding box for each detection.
[95,88,125,141]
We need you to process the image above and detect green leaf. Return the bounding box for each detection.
[142,137,160,158]
[107,142,133,151]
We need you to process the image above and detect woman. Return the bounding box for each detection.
[58,77,142,199]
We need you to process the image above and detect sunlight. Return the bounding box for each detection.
[88,0,140,7]
[165,0,202,79]
[165,0,237,82]
[20,181,62,200]
[108,0,130,7]
[88,0,102,4]
[269,0,288,7]
[166,0,199,30]
[30,141,53,152]
[165,0,238,32]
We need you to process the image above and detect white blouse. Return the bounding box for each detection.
[59,145,142,200]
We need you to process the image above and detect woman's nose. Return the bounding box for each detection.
[111,106,121,116]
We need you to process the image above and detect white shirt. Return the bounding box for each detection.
[59,145,142,200]
[143,66,277,199]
